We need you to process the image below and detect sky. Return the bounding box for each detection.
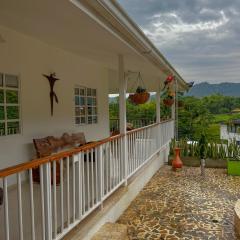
[117,0,240,84]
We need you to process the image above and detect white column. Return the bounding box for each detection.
[119,55,126,134]
[156,83,161,124]
[156,82,161,151]
[118,54,128,185]
[43,162,52,240]
[171,78,176,140]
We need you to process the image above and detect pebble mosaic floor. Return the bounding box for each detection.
[117,166,240,240]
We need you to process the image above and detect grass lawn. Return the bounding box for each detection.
[205,113,240,142]
[213,113,240,123]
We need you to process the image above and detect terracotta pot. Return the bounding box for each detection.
[172,147,183,171]
[163,98,174,107]
[128,92,150,105]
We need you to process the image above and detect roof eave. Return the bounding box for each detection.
[71,0,189,91]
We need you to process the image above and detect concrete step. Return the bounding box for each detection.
[91,223,129,240]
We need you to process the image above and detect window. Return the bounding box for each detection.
[74,86,97,125]
[0,73,21,136]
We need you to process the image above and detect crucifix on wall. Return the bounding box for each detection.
[43,72,59,116]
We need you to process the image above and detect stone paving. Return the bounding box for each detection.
[117,166,240,240]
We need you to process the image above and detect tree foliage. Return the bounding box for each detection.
[109,94,240,141]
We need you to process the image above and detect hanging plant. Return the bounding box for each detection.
[128,72,150,105]
[163,96,174,106]
[162,75,175,107]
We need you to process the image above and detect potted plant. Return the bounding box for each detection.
[162,89,174,106]
[128,73,150,105]
[128,86,150,105]
[162,75,175,107]
[227,141,240,175]
[227,155,240,176]
[163,96,174,106]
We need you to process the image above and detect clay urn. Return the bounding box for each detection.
[172,147,183,171]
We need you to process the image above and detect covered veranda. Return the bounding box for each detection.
[0,1,188,240]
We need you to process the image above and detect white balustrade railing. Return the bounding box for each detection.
[0,120,174,240]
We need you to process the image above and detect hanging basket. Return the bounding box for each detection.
[129,91,150,105]
[163,98,174,107]
[128,72,150,105]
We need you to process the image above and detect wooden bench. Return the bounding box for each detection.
[32,132,89,184]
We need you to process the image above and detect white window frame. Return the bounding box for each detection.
[74,86,98,126]
[0,73,21,136]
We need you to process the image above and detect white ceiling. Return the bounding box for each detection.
[0,0,167,91]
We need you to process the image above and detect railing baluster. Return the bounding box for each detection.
[106,143,109,193]
[29,169,36,240]
[17,173,23,240]
[94,148,99,204]
[91,149,94,207]
[118,138,121,183]
[53,161,57,238]
[78,152,83,219]
[3,178,9,240]
[40,165,46,240]
[99,145,103,208]
[60,159,64,232]
[87,150,90,211]
[82,153,85,215]
[66,156,70,226]
[72,156,76,223]
[43,162,52,240]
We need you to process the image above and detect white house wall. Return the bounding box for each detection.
[220,124,240,142]
[0,25,110,169]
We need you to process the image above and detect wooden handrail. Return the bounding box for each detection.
[127,119,173,135]
[0,133,124,178]
[0,119,173,178]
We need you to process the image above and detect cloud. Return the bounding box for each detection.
[117,0,240,84]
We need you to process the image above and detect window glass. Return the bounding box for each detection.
[7,106,19,119]
[0,73,21,136]
[88,116,92,124]
[0,90,4,103]
[7,121,20,135]
[87,88,91,96]
[87,97,92,106]
[92,89,96,96]
[6,90,18,104]
[75,96,80,106]
[0,122,5,136]
[74,86,97,125]
[0,106,4,120]
[75,117,80,125]
[80,88,85,96]
[5,75,18,88]
[80,117,86,124]
[92,116,98,124]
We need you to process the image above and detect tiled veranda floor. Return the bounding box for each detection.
[118,166,240,240]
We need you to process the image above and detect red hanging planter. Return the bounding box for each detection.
[129,91,150,105]
[128,73,150,105]
[163,98,174,106]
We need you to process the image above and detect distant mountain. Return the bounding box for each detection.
[186,82,240,97]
